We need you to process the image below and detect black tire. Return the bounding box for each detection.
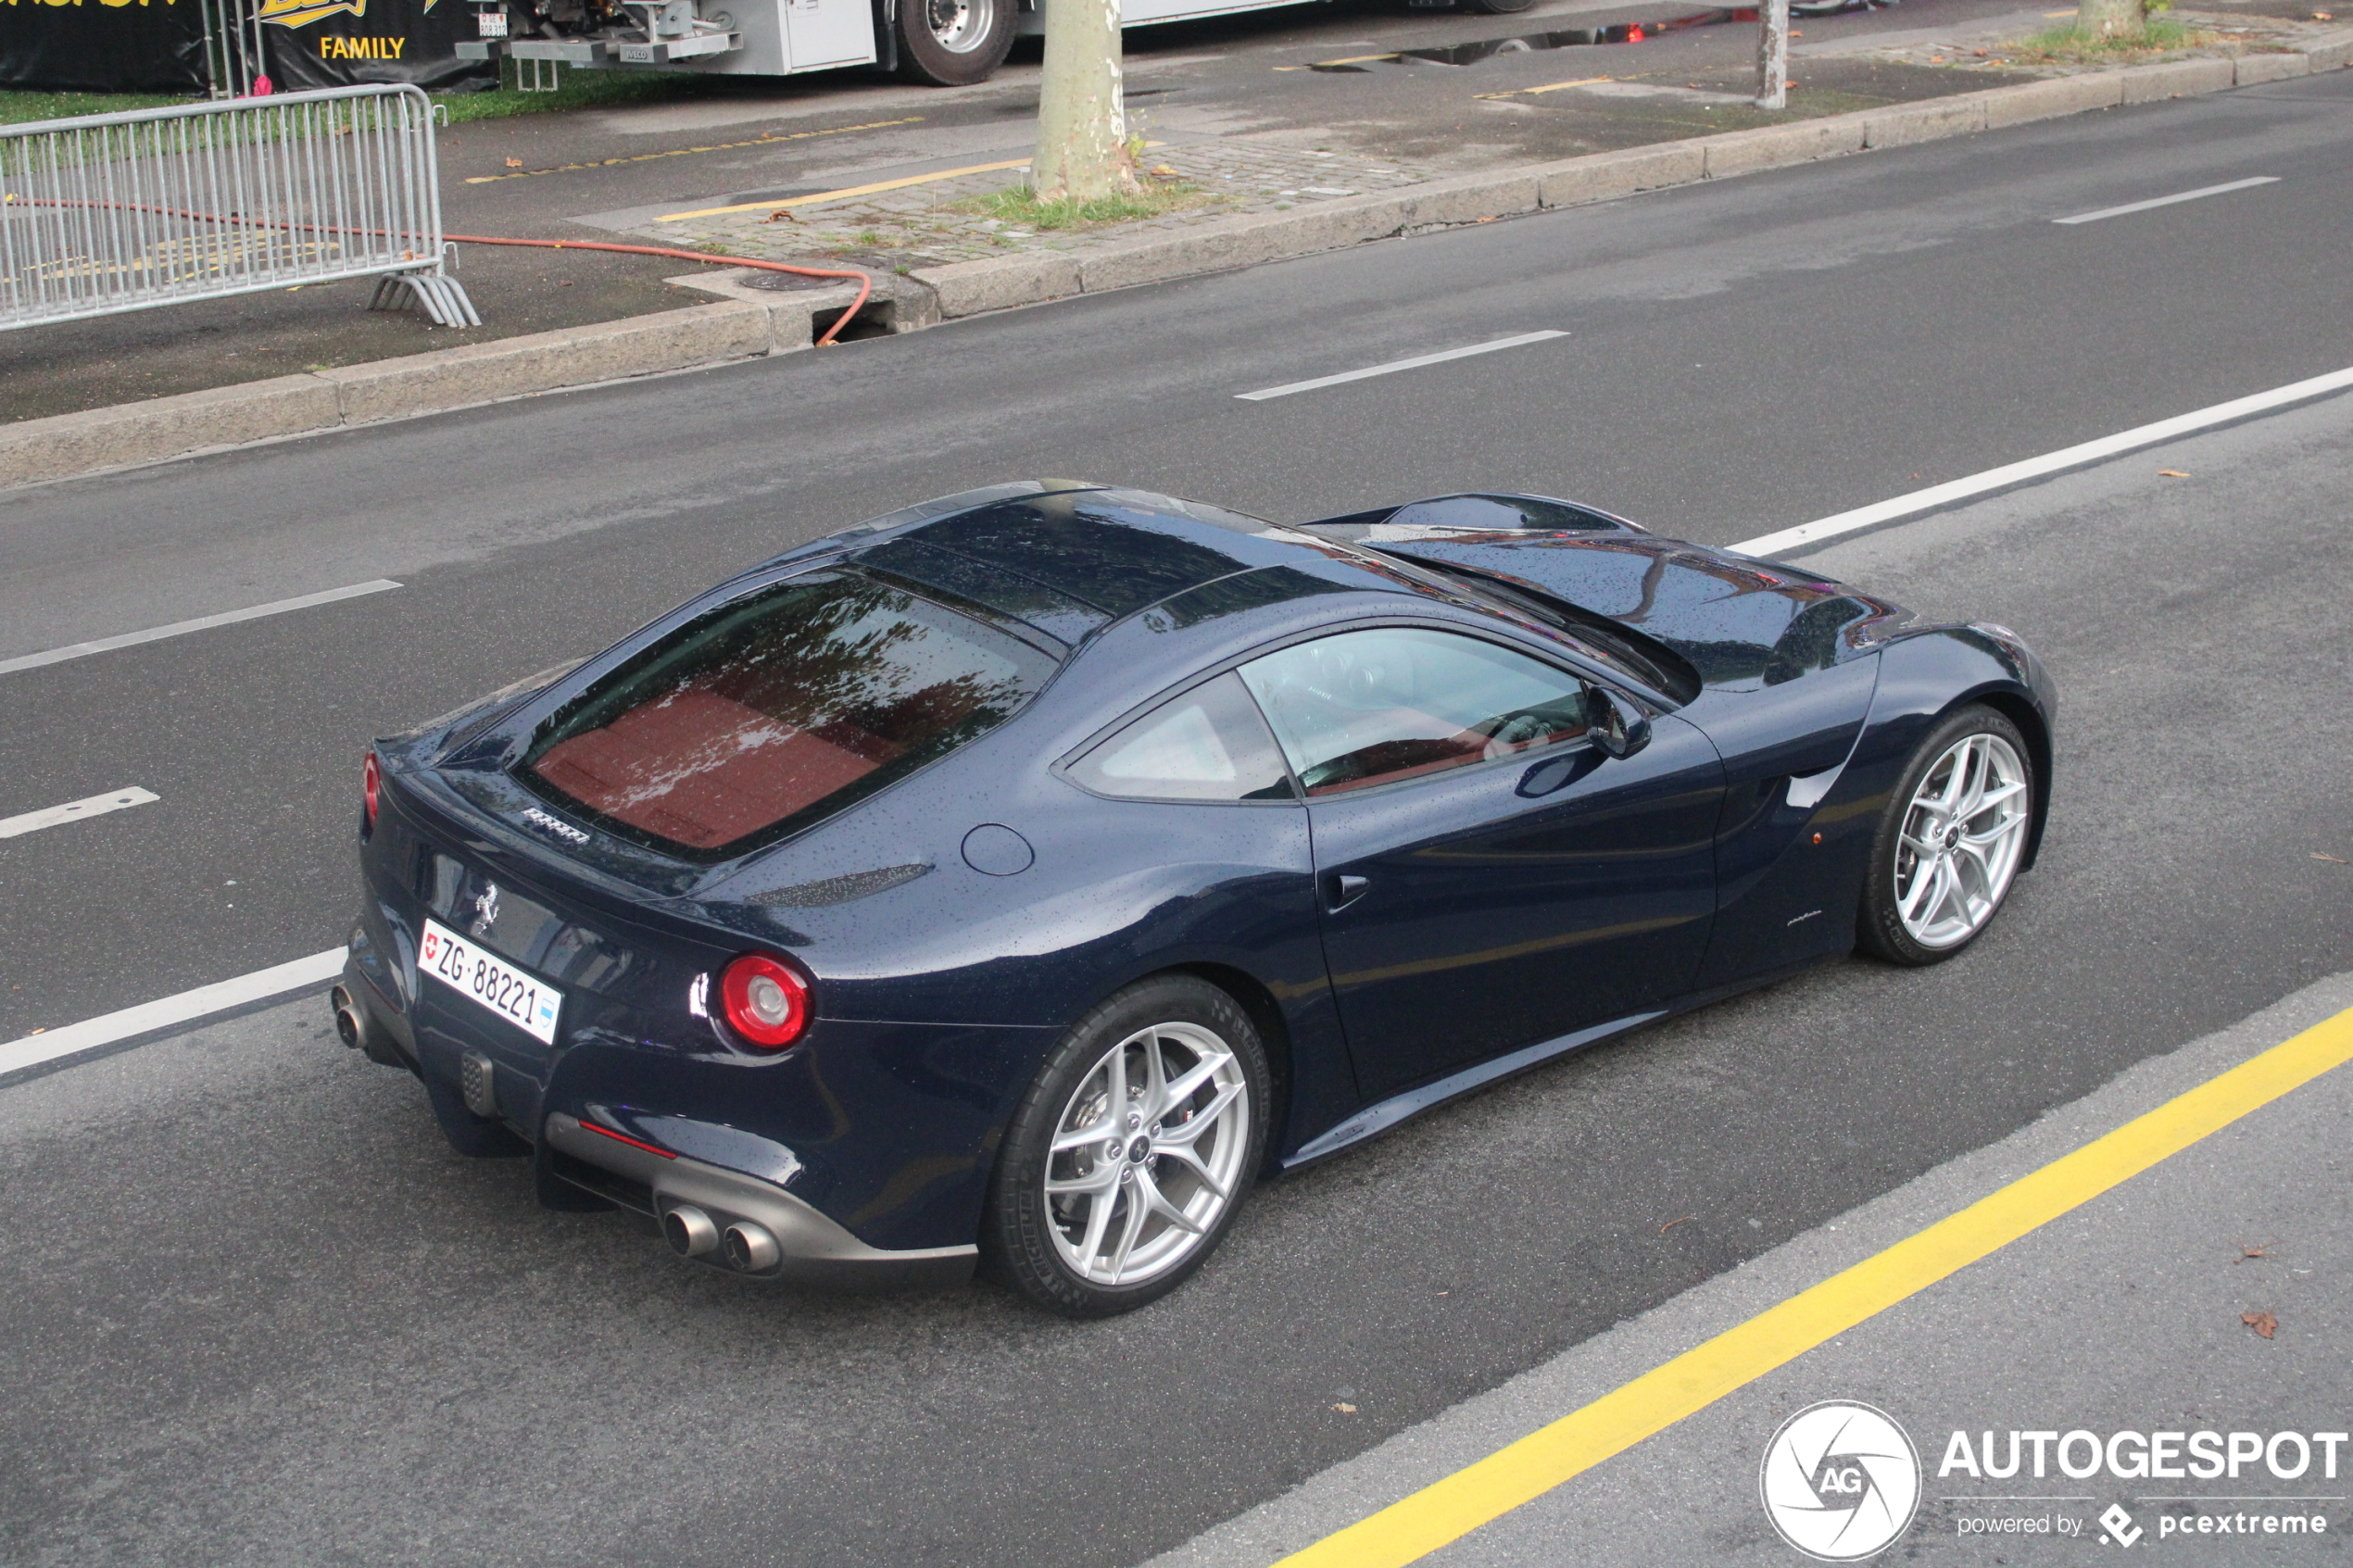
[1460,0,1539,14]
[1856,704,2036,968]
[896,0,1016,85]
[984,974,1270,1317]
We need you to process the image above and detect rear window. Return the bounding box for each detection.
[520,571,1053,859]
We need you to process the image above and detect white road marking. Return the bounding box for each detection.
[0,786,159,840]
[1236,331,1569,401]
[0,948,343,1081]
[0,579,403,678]
[2053,176,2278,225]
[1730,361,2353,558]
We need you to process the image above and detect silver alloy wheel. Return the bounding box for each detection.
[1043,1021,1250,1287]
[925,0,983,51]
[1893,731,2031,949]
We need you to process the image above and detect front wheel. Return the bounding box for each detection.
[1856,705,2036,966]
[985,976,1269,1316]
[896,0,1017,85]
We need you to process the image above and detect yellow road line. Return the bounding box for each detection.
[1476,75,1612,99]
[1275,51,1403,69]
[461,117,923,184]
[657,157,1033,221]
[1276,1000,2353,1568]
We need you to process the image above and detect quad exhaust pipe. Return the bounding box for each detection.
[663,1205,719,1258]
[662,1205,781,1273]
[331,985,366,1050]
[724,1221,781,1273]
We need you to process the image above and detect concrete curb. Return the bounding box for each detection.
[6,29,2348,493]
[908,36,2346,317]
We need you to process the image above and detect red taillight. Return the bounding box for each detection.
[362,749,382,836]
[719,953,810,1049]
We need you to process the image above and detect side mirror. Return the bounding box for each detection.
[1587,687,1653,760]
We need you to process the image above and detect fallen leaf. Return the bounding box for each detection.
[2315,853,2348,864]
[1332,1402,1358,1413]
[2158,469,2190,478]
[767,208,799,223]
[1150,164,1180,176]
[2234,1238,2277,1262]
[1476,216,1497,222]
[2244,1311,2277,1338]
[1659,1215,1695,1235]
[505,157,524,168]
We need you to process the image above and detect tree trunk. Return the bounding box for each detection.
[1032,0,1135,203]
[2076,0,2145,38]
[1754,0,1789,109]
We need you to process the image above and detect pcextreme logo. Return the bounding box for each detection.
[1760,1401,1924,1562]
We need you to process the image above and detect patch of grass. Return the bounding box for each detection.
[0,90,195,129]
[0,58,704,132]
[2002,17,2218,62]
[430,59,709,122]
[957,177,1213,232]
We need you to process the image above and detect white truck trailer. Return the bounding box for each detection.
[464,0,1528,90]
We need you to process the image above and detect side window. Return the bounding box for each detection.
[1066,671,1298,802]
[1238,627,1590,797]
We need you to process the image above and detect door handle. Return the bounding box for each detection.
[1328,873,1370,911]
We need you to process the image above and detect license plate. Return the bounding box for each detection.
[478,8,508,33]
[419,919,563,1045]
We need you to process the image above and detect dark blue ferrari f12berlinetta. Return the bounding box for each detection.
[334,482,2055,1315]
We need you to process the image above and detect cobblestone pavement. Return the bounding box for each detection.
[634,140,1441,270]
[623,4,2341,275]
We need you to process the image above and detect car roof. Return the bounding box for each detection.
[754,483,1448,646]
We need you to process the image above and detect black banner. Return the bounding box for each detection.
[260,0,492,89]
[0,0,208,94]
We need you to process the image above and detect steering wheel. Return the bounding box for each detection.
[1479,710,1553,760]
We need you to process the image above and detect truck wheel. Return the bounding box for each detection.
[897,0,1016,85]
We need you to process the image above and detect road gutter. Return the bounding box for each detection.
[3,33,2347,496]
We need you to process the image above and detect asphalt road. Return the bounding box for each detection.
[1,68,2350,1566]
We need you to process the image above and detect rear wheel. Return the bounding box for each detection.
[1856,705,2035,966]
[896,0,1016,85]
[985,975,1268,1316]
[1461,0,1539,14]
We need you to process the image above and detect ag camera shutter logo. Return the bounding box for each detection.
[1760,1401,1922,1561]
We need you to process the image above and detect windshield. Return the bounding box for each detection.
[520,571,1053,859]
[1398,557,1702,705]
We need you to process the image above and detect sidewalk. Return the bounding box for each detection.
[1141,973,2353,1567]
[1,10,2346,488]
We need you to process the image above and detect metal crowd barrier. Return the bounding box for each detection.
[0,85,479,334]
